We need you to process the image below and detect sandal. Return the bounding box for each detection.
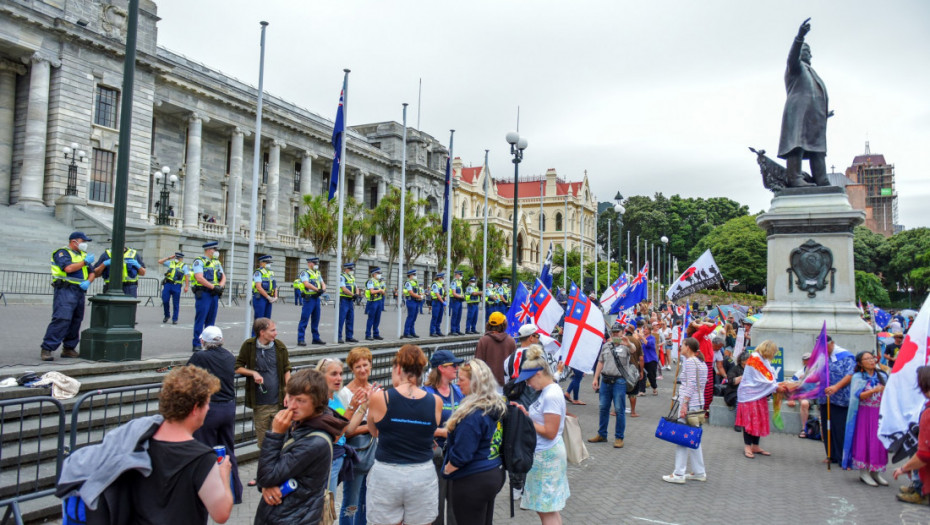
[248,479,258,487]
[744,451,755,459]
[798,431,807,439]
[753,449,771,456]
[572,400,586,406]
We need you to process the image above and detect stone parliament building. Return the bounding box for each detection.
[0,0,595,289]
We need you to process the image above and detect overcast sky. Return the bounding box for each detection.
[155,0,930,228]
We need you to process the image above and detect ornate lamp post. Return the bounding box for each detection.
[506,131,528,287]
[153,165,176,225]
[63,143,86,196]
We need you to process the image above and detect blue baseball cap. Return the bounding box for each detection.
[515,367,543,383]
[430,349,464,368]
[202,241,219,249]
[69,231,92,241]
[469,277,477,282]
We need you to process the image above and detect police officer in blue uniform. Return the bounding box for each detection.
[448,269,465,336]
[365,266,386,341]
[41,231,96,361]
[465,276,481,334]
[296,256,326,346]
[429,272,446,337]
[337,261,359,344]
[499,278,511,314]
[157,252,189,324]
[191,241,226,351]
[94,246,146,297]
[402,269,422,338]
[251,255,277,325]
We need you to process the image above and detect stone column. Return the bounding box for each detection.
[182,113,203,229]
[354,170,366,204]
[265,139,285,237]
[226,127,245,231]
[18,53,59,208]
[300,151,314,199]
[0,59,25,205]
[376,177,387,256]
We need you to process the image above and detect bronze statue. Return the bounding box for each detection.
[777,18,833,187]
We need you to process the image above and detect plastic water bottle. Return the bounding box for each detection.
[280,479,298,497]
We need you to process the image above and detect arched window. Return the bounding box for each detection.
[461,200,466,218]
[476,204,481,217]
[540,213,546,232]
[555,212,563,231]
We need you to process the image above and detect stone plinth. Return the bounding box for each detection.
[753,187,873,374]
[143,225,182,262]
[54,194,84,226]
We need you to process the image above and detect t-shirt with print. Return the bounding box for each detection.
[528,383,565,452]
[254,341,279,406]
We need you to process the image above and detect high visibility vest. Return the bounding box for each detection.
[451,279,463,300]
[191,256,222,288]
[297,269,322,295]
[430,282,445,300]
[340,273,356,298]
[365,278,385,301]
[403,279,418,298]
[104,248,139,284]
[165,260,186,283]
[465,285,480,304]
[50,247,87,285]
[292,278,301,290]
[252,267,275,294]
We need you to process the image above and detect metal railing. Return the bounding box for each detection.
[0,397,66,525]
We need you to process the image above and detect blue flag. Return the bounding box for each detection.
[539,241,554,290]
[506,282,531,337]
[608,263,649,315]
[874,307,891,329]
[329,84,346,201]
[441,157,451,232]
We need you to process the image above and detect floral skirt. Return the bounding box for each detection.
[735,397,770,437]
[521,438,570,513]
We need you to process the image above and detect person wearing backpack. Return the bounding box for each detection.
[511,346,570,523]
[589,322,636,449]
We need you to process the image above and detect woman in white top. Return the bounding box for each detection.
[663,337,708,484]
[512,345,569,524]
[336,347,380,525]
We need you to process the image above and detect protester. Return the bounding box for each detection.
[662,337,708,484]
[337,347,380,525]
[423,350,466,525]
[641,324,659,396]
[892,366,930,505]
[688,321,717,414]
[504,324,545,408]
[711,336,727,384]
[626,324,644,417]
[367,345,443,525]
[564,366,586,406]
[820,336,856,464]
[884,332,904,368]
[787,353,813,437]
[315,358,366,495]
[724,352,749,411]
[254,369,348,524]
[442,360,506,525]
[512,345,570,523]
[187,326,242,503]
[475,312,516,389]
[589,323,633,448]
[660,321,674,371]
[842,351,889,486]
[735,341,788,458]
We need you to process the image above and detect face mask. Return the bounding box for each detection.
[78,242,89,252]
[374,274,382,280]
[212,252,220,260]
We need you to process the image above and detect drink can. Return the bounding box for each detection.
[213,445,226,463]
[279,478,298,497]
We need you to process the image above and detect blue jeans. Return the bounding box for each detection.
[329,454,345,493]
[339,471,368,525]
[598,377,626,439]
[567,368,584,401]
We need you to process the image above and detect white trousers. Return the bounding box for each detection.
[673,443,705,476]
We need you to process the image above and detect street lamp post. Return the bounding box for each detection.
[153,166,176,226]
[660,235,668,303]
[63,143,86,196]
[506,131,528,288]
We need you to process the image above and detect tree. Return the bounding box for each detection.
[342,197,376,265]
[430,218,471,272]
[882,228,930,289]
[689,215,767,293]
[908,248,930,295]
[462,223,507,283]
[371,188,427,286]
[551,246,581,290]
[298,195,338,255]
[405,213,438,269]
[853,226,887,275]
[855,270,891,306]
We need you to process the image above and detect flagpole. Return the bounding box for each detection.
[636,235,640,278]
[444,129,455,335]
[333,69,349,343]
[539,179,544,269]
[594,196,598,295]
[627,230,630,274]
[563,194,568,291]
[482,149,489,326]
[398,103,408,338]
[579,203,584,292]
[416,78,422,131]
[243,21,268,340]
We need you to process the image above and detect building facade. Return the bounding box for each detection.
[843,142,900,237]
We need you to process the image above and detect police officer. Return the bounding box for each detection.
[500,278,511,313]
[41,232,96,361]
[430,272,446,337]
[337,261,359,344]
[296,257,326,346]
[157,252,189,324]
[251,255,278,325]
[485,280,497,320]
[465,276,481,334]
[365,266,386,341]
[292,277,303,306]
[448,269,465,336]
[402,269,422,338]
[94,246,146,297]
[191,241,226,351]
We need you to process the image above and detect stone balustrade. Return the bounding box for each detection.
[198,219,227,236]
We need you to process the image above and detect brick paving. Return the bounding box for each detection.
[222,373,922,525]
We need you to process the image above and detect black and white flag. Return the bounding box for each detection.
[666,249,724,301]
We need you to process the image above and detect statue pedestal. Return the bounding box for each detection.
[753,187,873,374]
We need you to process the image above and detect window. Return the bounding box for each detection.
[369,186,377,209]
[262,152,269,184]
[285,256,299,282]
[294,161,302,193]
[293,206,300,235]
[322,171,330,195]
[347,178,355,199]
[94,86,119,128]
[225,140,232,175]
[89,149,115,203]
[261,199,266,230]
[540,213,546,232]
[461,201,466,218]
[556,212,563,231]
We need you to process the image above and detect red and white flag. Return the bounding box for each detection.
[529,278,564,336]
[879,294,930,454]
[560,281,606,374]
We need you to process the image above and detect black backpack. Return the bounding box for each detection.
[805,416,822,441]
[500,403,536,476]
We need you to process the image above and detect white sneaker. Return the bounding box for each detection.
[685,473,707,482]
[512,487,523,500]
[657,375,664,381]
[625,407,631,413]
[662,474,686,484]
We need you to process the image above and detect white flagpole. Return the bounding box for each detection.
[416,79,422,131]
[539,179,544,268]
[594,196,598,294]
[482,149,489,325]
[579,204,584,290]
[563,194,568,291]
[243,21,268,340]
[333,69,349,342]
[444,130,455,334]
[626,230,631,274]
[398,103,407,337]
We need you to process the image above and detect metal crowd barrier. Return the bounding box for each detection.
[0,397,66,525]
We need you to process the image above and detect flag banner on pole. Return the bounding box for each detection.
[560,281,606,374]
[539,241,554,290]
[666,249,723,301]
[506,282,531,337]
[873,307,891,329]
[599,272,628,315]
[329,86,345,201]
[878,293,930,459]
[857,298,864,315]
[441,157,451,233]
[608,263,648,315]
[529,278,564,336]
[788,322,830,400]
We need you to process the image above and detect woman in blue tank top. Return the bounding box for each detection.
[368,345,442,525]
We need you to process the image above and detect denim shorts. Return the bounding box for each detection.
[366,460,437,525]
